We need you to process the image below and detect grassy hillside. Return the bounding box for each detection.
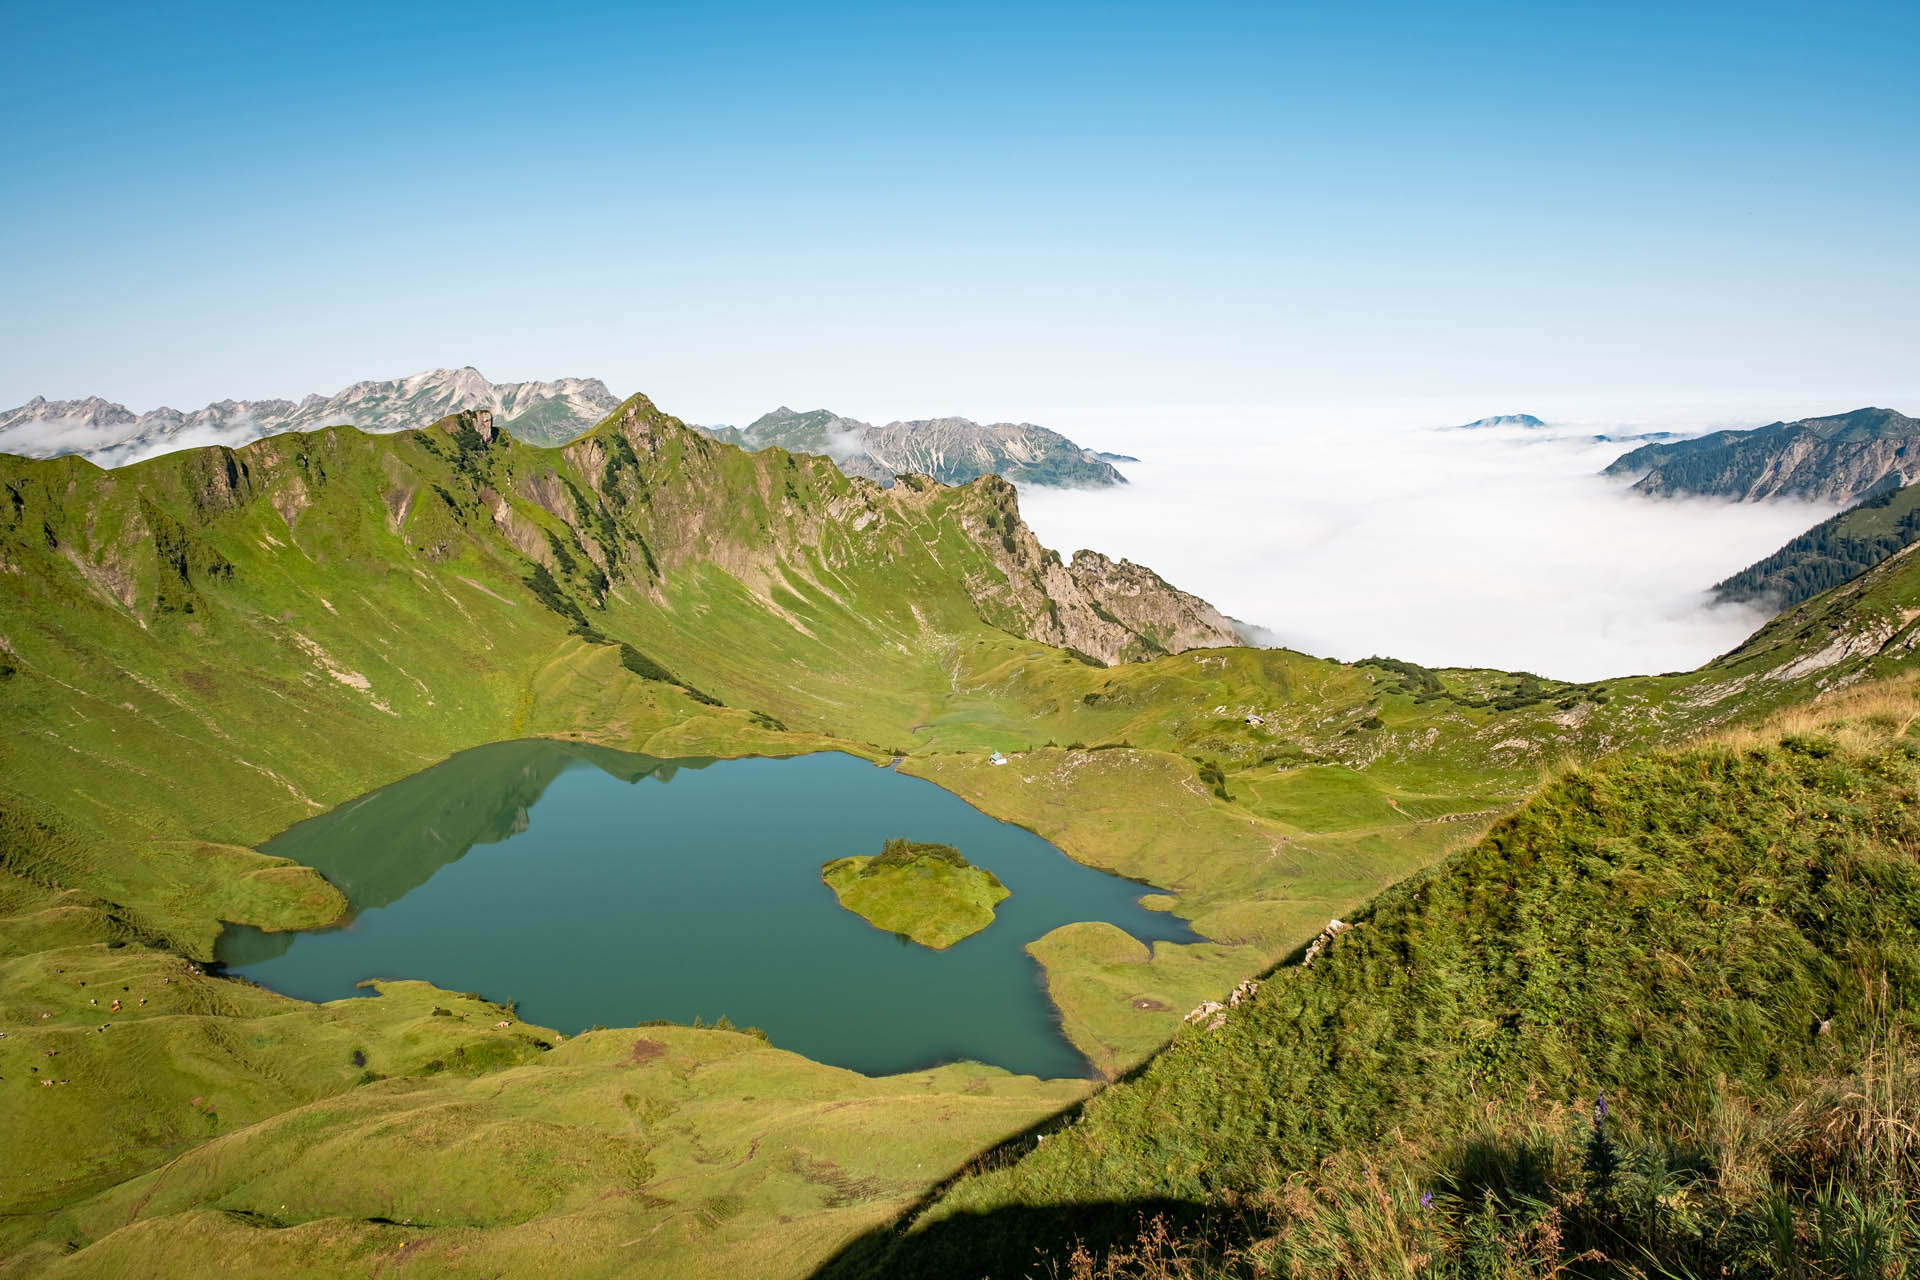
[5,393,1920,1276]
[2,1010,1084,1279]
[822,679,1920,1278]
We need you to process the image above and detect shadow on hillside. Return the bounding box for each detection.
[809,1197,1235,1280]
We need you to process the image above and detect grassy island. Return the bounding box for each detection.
[822,838,1011,949]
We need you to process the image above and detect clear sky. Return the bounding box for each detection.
[2,0,1914,425]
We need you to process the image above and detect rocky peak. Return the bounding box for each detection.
[1064,549,1241,656]
[955,476,1238,663]
[435,408,497,444]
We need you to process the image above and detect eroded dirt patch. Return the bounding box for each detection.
[627,1037,668,1065]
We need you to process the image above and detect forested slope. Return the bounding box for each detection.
[1715,480,1920,609]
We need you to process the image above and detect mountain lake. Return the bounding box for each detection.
[216,742,1199,1078]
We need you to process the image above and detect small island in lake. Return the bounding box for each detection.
[822,838,1011,949]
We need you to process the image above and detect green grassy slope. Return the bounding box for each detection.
[5,1016,1082,1280]
[6,393,1920,1277]
[827,679,1920,1278]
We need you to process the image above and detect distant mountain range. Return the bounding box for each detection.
[0,367,621,466]
[1606,406,1920,504]
[1451,413,1547,430]
[697,407,1126,488]
[0,373,1130,489]
[1591,431,1683,445]
[1445,413,1686,446]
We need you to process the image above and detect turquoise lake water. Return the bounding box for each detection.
[216,742,1197,1078]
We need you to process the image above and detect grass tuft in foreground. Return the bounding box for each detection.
[1041,1021,1920,1279]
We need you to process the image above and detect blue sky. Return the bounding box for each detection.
[2,0,1914,423]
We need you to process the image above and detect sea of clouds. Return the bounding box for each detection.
[1014,403,1844,683]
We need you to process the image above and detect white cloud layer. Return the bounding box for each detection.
[1016,408,1840,683]
[0,416,132,457]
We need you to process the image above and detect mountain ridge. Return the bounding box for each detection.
[1606,405,1920,503]
[2,375,1135,492]
[696,405,1127,488]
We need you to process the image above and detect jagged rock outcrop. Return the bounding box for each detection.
[1061,549,1240,657]
[1606,407,1920,504]
[954,475,1239,663]
[433,407,497,444]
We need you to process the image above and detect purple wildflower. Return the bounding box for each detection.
[1419,1191,1434,1210]
[1594,1091,1608,1125]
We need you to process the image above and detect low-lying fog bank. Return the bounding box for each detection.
[1016,400,1845,682]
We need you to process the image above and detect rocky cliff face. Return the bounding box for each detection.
[696,406,1126,489]
[1606,407,1920,503]
[0,368,619,467]
[1710,537,1920,690]
[1063,549,1241,656]
[946,475,1239,663]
